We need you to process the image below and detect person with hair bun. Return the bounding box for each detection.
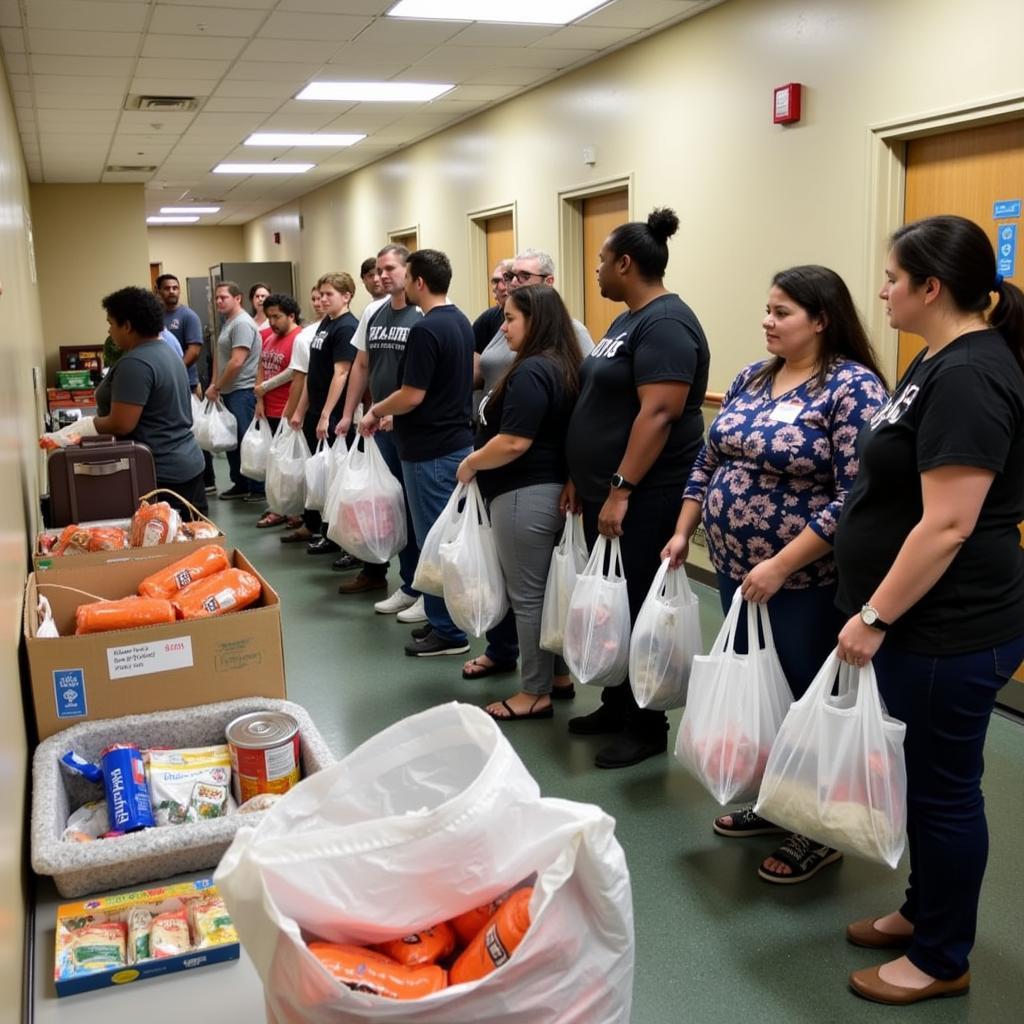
[834,215,1024,1005]
[563,207,711,768]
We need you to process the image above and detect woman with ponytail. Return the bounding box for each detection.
[833,215,1024,1005]
[563,208,711,768]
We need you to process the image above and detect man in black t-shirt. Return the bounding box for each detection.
[359,249,474,657]
[472,259,511,354]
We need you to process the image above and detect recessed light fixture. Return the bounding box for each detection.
[213,163,315,174]
[296,81,454,103]
[160,206,221,214]
[386,0,606,25]
[244,133,366,147]
[147,216,200,224]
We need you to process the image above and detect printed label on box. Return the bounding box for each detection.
[106,637,194,679]
[215,637,262,672]
[53,669,87,719]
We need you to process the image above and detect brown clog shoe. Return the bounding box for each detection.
[846,916,914,950]
[849,965,970,1005]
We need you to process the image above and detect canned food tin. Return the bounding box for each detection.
[100,744,155,832]
[225,711,301,805]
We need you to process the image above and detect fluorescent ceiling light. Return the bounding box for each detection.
[387,0,606,24]
[245,132,366,147]
[296,81,453,102]
[213,163,314,174]
[160,206,220,214]
[147,216,199,224]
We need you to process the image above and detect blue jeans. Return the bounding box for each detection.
[402,449,471,643]
[484,611,519,665]
[873,633,1024,979]
[363,430,420,595]
[716,575,844,700]
[221,388,262,495]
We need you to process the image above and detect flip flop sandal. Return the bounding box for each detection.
[485,698,554,722]
[551,684,576,701]
[280,530,313,544]
[713,806,787,838]
[757,834,843,885]
[257,512,288,528]
[462,657,517,680]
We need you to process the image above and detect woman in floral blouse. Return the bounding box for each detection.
[662,265,887,883]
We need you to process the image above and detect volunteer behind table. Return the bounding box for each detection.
[662,265,887,884]
[563,207,710,770]
[833,215,1024,1006]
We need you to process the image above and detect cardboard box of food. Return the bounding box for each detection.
[24,549,285,741]
[53,879,239,996]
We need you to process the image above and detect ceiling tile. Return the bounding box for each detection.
[26,1,149,33]
[3,52,27,72]
[0,0,20,28]
[143,33,246,60]
[37,108,119,128]
[530,24,640,48]
[148,4,256,37]
[241,38,338,63]
[278,0,391,11]
[34,93,124,110]
[26,29,141,57]
[446,24,555,48]
[226,60,316,82]
[155,0,276,8]
[136,57,231,79]
[260,10,371,42]
[34,74,128,95]
[462,66,551,86]
[580,0,703,29]
[214,79,298,99]
[0,26,25,52]
[117,110,198,133]
[255,111,339,130]
[31,54,135,76]
[131,77,214,95]
[6,72,29,90]
[203,95,281,113]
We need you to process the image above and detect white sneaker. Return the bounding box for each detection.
[396,596,427,623]
[374,589,418,615]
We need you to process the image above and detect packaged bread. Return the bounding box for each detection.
[172,568,261,620]
[177,521,220,541]
[308,943,448,1000]
[51,524,128,556]
[75,596,177,635]
[373,923,456,967]
[126,907,153,964]
[130,500,181,547]
[150,909,190,958]
[138,544,230,599]
[449,887,532,986]
[188,895,238,949]
[61,922,127,976]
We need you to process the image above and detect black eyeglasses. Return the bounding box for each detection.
[490,276,504,285]
[503,270,546,283]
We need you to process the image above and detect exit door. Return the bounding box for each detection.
[582,190,628,342]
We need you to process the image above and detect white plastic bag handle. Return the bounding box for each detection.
[581,534,625,582]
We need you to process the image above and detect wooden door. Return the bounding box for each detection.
[149,262,162,290]
[391,230,418,253]
[582,190,628,342]
[899,119,1024,376]
[484,212,515,303]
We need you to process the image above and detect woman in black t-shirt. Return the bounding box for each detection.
[563,208,710,769]
[834,216,1024,1006]
[457,285,581,720]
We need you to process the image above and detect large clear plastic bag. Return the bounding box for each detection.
[265,422,310,517]
[195,399,237,453]
[674,591,791,805]
[563,536,631,688]
[240,415,271,481]
[215,703,634,1024]
[325,435,407,563]
[755,652,907,867]
[189,393,203,440]
[539,514,588,655]
[439,480,508,637]
[628,559,703,710]
[412,482,463,597]
[325,433,349,496]
[304,440,332,514]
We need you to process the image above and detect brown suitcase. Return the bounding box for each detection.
[46,436,157,526]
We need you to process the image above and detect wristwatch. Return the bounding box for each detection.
[610,473,636,491]
[860,604,890,631]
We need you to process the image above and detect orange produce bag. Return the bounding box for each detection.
[53,525,128,555]
[172,568,262,620]
[138,544,230,599]
[75,596,177,635]
[130,501,179,547]
[307,943,447,1000]
[373,923,456,967]
[449,887,532,986]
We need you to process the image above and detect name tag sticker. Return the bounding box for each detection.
[770,401,803,424]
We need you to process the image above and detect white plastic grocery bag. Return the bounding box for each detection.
[755,652,907,867]
[304,440,332,514]
[325,433,349,495]
[539,514,588,654]
[265,422,310,517]
[563,536,631,688]
[439,479,508,637]
[674,591,792,805]
[412,482,464,596]
[629,559,702,710]
[325,435,407,563]
[189,393,203,440]
[240,415,271,481]
[215,703,634,1024]
[195,399,237,453]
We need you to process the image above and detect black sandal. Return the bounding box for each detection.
[485,697,554,722]
[462,657,517,680]
[757,834,843,885]
[713,806,787,838]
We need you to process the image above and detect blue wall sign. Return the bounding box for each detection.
[997,224,1017,278]
[993,200,1022,220]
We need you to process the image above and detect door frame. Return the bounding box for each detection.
[557,174,633,322]
[866,92,1024,380]
[388,224,419,249]
[467,201,517,314]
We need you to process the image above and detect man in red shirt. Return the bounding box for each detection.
[255,293,302,429]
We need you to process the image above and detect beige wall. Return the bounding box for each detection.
[147,225,246,286]
[0,49,46,1021]
[29,183,150,375]
[244,0,1024,391]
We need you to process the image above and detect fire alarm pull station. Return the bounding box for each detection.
[773,83,802,125]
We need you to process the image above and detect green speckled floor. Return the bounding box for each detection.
[218,472,1024,1023]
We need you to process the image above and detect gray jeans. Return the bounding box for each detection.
[489,483,568,695]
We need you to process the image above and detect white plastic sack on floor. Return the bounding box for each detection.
[674,591,792,805]
[628,559,702,710]
[563,536,631,688]
[755,652,907,867]
[412,482,463,597]
[265,422,310,517]
[240,415,271,481]
[196,399,237,453]
[215,703,634,1024]
[539,514,588,654]
[439,479,508,637]
[304,439,332,513]
[325,435,407,563]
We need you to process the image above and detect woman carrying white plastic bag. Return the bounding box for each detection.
[439,479,507,638]
[325,435,406,564]
[755,651,907,868]
[304,439,332,514]
[563,536,631,688]
[539,514,588,655]
[214,703,634,1024]
[265,420,310,517]
[240,415,271,481]
[629,558,702,710]
[674,590,791,805]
